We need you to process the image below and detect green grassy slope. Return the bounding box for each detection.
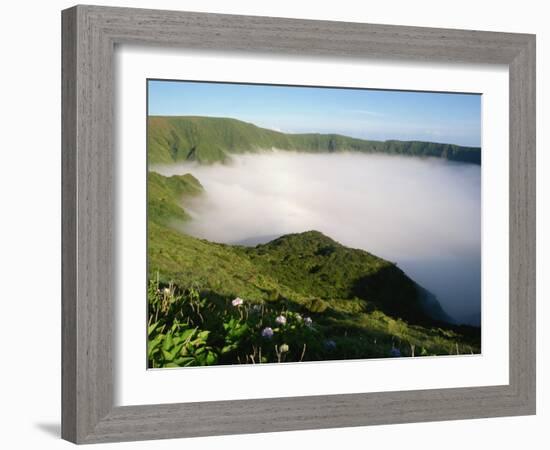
[148,115,481,165]
[147,171,431,323]
[147,171,203,224]
[245,231,451,325]
[146,171,480,366]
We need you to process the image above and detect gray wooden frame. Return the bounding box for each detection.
[61,4,536,444]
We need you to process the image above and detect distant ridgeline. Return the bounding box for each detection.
[148,115,481,165]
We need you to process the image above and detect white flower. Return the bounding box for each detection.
[261,327,274,338]
[163,287,171,295]
[304,316,313,327]
[279,343,289,353]
[275,315,287,325]
[232,297,244,307]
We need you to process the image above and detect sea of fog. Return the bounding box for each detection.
[154,151,481,326]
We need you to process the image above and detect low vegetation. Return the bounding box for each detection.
[147,275,480,368]
[147,171,481,367]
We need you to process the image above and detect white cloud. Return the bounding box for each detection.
[154,152,481,324]
[344,109,385,117]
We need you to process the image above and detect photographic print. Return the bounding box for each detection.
[146,80,482,368]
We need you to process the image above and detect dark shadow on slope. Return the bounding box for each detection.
[350,265,451,327]
[416,284,455,324]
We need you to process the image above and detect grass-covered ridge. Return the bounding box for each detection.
[147,171,203,224]
[148,115,481,165]
[146,171,480,367]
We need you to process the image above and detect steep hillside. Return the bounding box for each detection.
[147,171,203,224]
[246,231,440,325]
[148,115,481,165]
[147,172,449,326]
[146,171,481,365]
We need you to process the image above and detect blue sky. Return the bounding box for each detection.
[148,80,481,147]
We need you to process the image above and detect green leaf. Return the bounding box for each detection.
[180,328,196,343]
[221,344,237,354]
[173,356,194,365]
[162,334,174,351]
[147,335,163,357]
[162,349,174,361]
[147,348,159,360]
[197,330,210,341]
[148,322,158,336]
[205,351,217,365]
[170,344,184,360]
[227,323,249,341]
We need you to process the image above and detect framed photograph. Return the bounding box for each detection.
[61,5,536,444]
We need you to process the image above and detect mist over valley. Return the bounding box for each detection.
[153,151,481,326]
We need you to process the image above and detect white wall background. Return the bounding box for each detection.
[0,1,546,448]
